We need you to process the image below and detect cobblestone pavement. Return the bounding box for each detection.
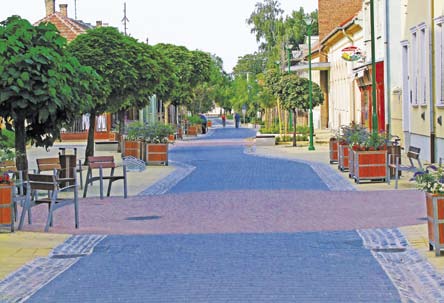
[1,126,443,302]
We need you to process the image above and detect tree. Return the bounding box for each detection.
[68,27,165,160]
[247,0,284,52]
[277,74,323,146]
[0,16,92,172]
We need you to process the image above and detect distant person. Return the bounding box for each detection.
[234,112,241,128]
[221,114,226,127]
[199,113,208,134]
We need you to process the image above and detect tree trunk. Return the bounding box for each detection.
[84,112,96,165]
[117,110,125,152]
[14,115,28,175]
[292,109,297,147]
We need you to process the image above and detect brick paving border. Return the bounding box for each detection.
[358,228,444,302]
[137,161,196,196]
[0,235,105,303]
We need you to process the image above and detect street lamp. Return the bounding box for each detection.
[304,15,315,151]
[286,44,293,130]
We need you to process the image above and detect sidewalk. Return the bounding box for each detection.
[0,141,176,279]
[253,142,444,273]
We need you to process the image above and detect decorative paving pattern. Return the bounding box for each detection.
[245,148,356,191]
[358,228,444,302]
[137,161,196,196]
[0,235,106,303]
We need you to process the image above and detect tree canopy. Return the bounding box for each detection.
[0,16,94,171]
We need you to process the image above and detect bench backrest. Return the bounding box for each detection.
[406,146,420,160]
[36,157,61,172]
[28,173,58,191]
[88,156,116,169]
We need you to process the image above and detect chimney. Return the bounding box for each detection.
[45,0,55,16]
[96,20,103,28]
[59,4,68,17]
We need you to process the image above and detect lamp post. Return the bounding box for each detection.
[286,44,293,130]
[304,16,315,151]
[370,0,378,135]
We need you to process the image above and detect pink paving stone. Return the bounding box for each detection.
[16,189,425,235]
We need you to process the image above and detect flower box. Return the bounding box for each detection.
[0,184,14,231]
[124,140,142,160]
[187,125,198,136]
[144,143,168,166]
[425,193,444,256]
[329,138,338,164]
[338,144,349,171]
[352,150,387,183]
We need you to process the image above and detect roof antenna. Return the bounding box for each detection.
[122,2,129,36]
[74,0,77,19]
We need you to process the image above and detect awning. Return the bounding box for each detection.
[289,62,331,72]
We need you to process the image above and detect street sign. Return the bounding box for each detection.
[241,104,246,115]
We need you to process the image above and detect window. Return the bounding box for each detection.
[436,17,444,106]
[410,27,418,105]
[401,40,410,130]
[418,24,427,105]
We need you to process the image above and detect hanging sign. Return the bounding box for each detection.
[341,46,364,62]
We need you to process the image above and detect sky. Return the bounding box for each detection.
[0,0,318,73]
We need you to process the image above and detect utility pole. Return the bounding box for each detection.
[122,2,129,36]
[74,0,77,19]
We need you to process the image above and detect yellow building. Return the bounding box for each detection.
[401,0,444,162]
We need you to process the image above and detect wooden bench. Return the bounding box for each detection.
[387,146,422,189]
[83,156,127,199]
[37,156,83,189]
[18,168,79,232]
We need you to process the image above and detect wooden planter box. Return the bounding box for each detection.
[124,140,142,160]
[0,185,14,232]
[426,193,444,256]
[329,138,338,164]
[352,150,387,183]
[338,144,349,171]
[145,143,168,166]
[187,126,198,136]
[348,147,355,178]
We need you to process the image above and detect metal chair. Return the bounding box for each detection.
[19,167,79,232]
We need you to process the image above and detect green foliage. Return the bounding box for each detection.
[415,165,444,194]
[275,134,308,143]
[187,115,204,125]
[126,121,173,144]
[143,123,174,144]
[126,121,145,141]
[278,74,324,112]
[339,123,369,146]
[0,16,93,171]
[0,128,14,148]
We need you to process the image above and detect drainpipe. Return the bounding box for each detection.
[430,0,436,162]
[342,28,356,123]
[384,0,392,137]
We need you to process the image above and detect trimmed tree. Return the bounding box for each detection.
[68,27,166,160]
[278,73,323,147]
[0,16,93,172]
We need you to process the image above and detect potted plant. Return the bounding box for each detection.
[337,123,368,172]
[187,115,204,136]
[0,147,15,229]
[351,131,388,183]
[123,121,144,160]
[142,123,173,166]
[414,165,444,256]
